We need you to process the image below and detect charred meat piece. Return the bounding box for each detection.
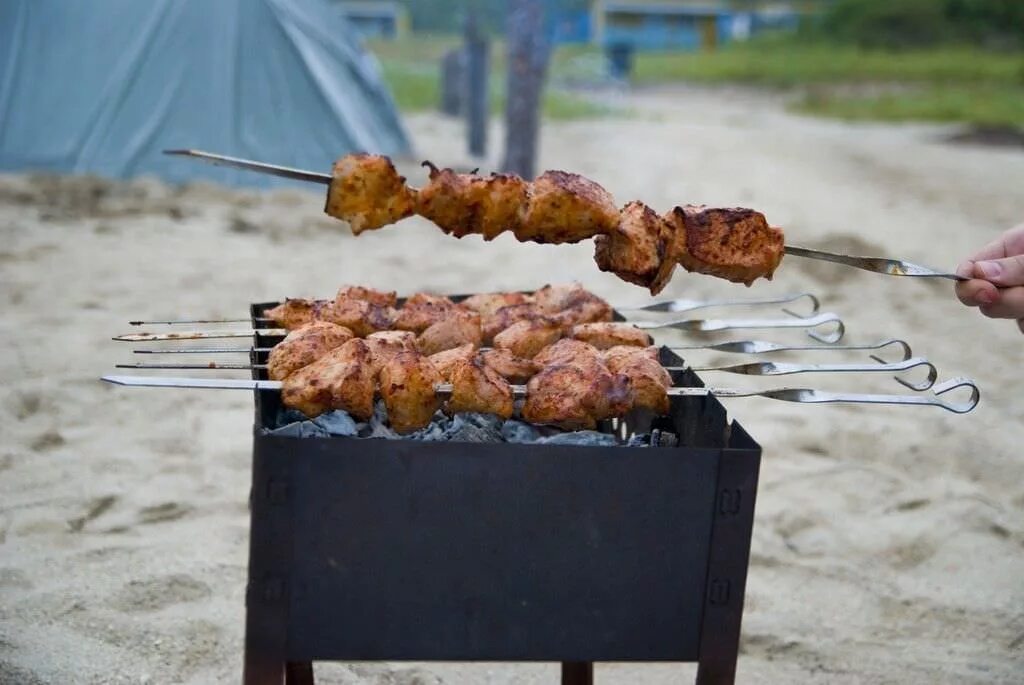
[393,293,459,333]
[602,345,671,414]
[515,171,619,244]
[533,282,613,327]
[594,201,673,293]
[267,321,354,380]
[417,309,482,356]
[459,291,531,319]
[571,322,652,350]
[664,205,784,286]
[325,154,416,235]
[378,350,444,433]
[365,330,418,375]
[479,348,541,383]
[533,337,602,368]
[428,343,478,381]
[480,302,544,343]
[280,338,376,420]
[521,362,633,431]
[492,317,564,359]
[264,298,327,330]
[318,295,395,337]
[445,357,514,419]
[417,164,528,240]
[335,285,398,307]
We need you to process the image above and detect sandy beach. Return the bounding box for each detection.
[1,86,1023,684]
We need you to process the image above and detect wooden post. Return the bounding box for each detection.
[440,48,464,117]
[501,0,550,179]
[464,11,489,158]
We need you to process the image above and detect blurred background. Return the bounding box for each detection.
[1,2,1023,684]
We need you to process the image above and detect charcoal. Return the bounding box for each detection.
[443,413,504,443]
[627,433,650,447]
[312,410,359,437]
[538,431,619,447]
[501,420,542,444]
[651,429,679,448]
[276,408,309,428]
[267,420,330,438]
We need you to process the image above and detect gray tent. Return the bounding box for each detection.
[0,0,411,186]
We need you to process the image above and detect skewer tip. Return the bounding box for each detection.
[162,149,195,156]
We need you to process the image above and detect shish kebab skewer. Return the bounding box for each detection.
[164,149,966,287]
[114,356,939,390]
[114,311,845,343]
[100,375,981,415]
[128,292,823,326]
[129,338,913,361]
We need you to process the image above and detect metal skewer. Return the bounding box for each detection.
[99,375,980,414]
[164,149,966,282]
[133,346,274,354]
[117,355,936,390]
[633,311,845,343]
[116,313,845,344]
[128,292,821,327]
[671,338,912,361]
[619,292,820,316]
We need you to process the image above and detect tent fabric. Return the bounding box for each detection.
[0,0,411,187]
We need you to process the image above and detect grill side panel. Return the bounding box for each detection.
[277,438,719,661]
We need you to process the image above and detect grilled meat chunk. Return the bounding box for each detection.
[445,357,514,419]
[594,201,673,293]
[417,163,528,240]
[479,348,541,383]
[267,321,354,380]
[280,338,376,420]
[602,345,671,414]
[319,296,394,337]
[571,322,652,350]
[428,343,478,381]
[378,350,444,433]
[532,338,602,368]
[515,170,619,244]
[492,317,564,359]
[417,309,482,355]
[265,298,327,330]
[664,205,784,286]
[533,282,613,327]
[325,154,416,235]
[521,362,633,431]
[459,291,531,319]
[393,292,459,333]
[335,285,398,307]
[364,330,418,375]
[480,302,544,343]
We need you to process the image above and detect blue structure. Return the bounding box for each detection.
[595,1,732,51]
[0,0,411,187]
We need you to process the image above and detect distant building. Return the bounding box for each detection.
[592,0,804,51]
[337,1,409,40]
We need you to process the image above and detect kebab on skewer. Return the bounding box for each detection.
[326,154,784,293]
[277,334,671,432]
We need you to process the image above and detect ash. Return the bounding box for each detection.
[268,401,677,447]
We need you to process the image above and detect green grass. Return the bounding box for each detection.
[795,84,1024,127]
[631,35,1024,127]
[368,35,617,121]
[632,37,1024,87]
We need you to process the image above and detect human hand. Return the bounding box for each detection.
[955,223,1024,333]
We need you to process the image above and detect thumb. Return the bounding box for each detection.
[974,255,1024,287]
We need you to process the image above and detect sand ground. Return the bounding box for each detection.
[1,86,1023,684]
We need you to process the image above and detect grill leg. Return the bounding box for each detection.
[285,661,314,684]
[561,661,593,685]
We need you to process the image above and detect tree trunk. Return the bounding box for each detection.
[501,0,549,179]
[464,11,489,158]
